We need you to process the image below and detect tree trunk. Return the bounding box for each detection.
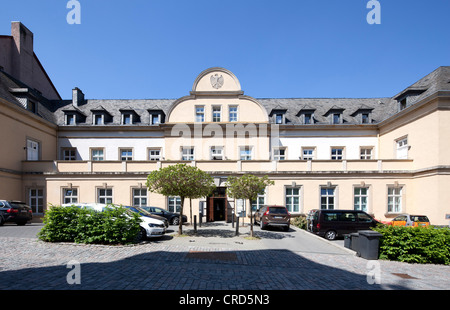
[248,199,254,237]
[179,197,184,235]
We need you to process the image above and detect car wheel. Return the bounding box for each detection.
[324,230,337,240]
[172,217,180,225]
[260,220,266,230]
[135,227,147,242]
[284,225,290,232]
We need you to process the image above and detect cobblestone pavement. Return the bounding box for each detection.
[0,222,449,292]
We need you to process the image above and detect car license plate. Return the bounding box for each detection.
[274,216,283,219]
[21,210,28,214]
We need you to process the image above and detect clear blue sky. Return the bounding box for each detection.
[1,0,449,100]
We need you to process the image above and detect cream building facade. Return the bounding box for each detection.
[1,23,450,225]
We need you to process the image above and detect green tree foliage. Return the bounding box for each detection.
[226,174,274,237]
[146,164,215,235]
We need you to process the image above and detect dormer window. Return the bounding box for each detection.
[148,109,165,125]
[120,108,140,125]
[297,107,316,125]
[304,113,313,124]
[400,98,407,110]
[270,109,287,124]
[361,113,370,124]
[332,113,341,124]
[122,113,133,125]
[66,113,76,125]
[93,113,104,125]
[350,106,373,124]
[323,107,345,125]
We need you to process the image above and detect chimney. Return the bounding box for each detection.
[72,87,84,107]
[10,21,34,87]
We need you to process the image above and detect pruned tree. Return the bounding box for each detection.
[146,163,215,235]
[226,174,274,237]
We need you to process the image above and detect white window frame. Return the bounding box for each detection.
[331,147,344,160]
[26,139,40,161]
[148,148,162,161]
[132,188,148,207]
[239,146,252,160]
[62,148,76,161]
[354,187,369,212]
[302,147,315,160]
[332,113,341,124]
[285,186,301,213]
[304,113,313,124]
[210,146,223,160]
[97,188,113,204]
[29,188,44,214]
[122,113,133,125]
[229,106,238,122]
[212,106,222,122]
[195,106,205,123]
[168,196,181,213]
[119,148,133,161]
[360,147,373,160]
[91,148,104,161]
[150,113,161,125]
[387,186,403,213]
[396,136,409,159]
[273,147,286,161]
[181,147,195,161]
[63,188,78,204]
[93,113,104,125]
[65,113,76,125]
[320,186,336,210]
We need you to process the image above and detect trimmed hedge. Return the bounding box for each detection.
[372,225,450,265]
[38,205,142,245]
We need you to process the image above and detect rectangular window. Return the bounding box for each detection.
[240,146,252,160]
[29,188,44,214]
[63,188,78,204]
[120,149,133,161]
[396,137,408,159]
[304,113,312,124]
[354,187,368,211]
[66,114,76,125]
[148,148,161,161]
[62,148,76,161]
[285,187,300,213]
[360,147,373,160]
[150,114,161,125]
[182,147,195,161]
[168,196,181,213]
[229,106,238,122]
[210,146,223,160]
[320,187,335,210]
[212,106,221,122]
[26,139,40,161]
[195,106,205,122]
[93,114,104,125]
[122,113,132,125]
[273,148,286,160]
[275,114,283,124]
[333,113,341,124]
[302,148,315,160]
[132,188,147,207]
[331,148,344,160]
[91,149,104,161]
[362,113,370,124]
[251,189,266,213]
[388,186,402,213]
[98,188,113,204]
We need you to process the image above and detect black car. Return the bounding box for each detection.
[124,206,169,228]
[0,200,33,225]
[140,206,187,225]
[309,209,379,240]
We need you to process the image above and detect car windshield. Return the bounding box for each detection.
[10,202,27,208]
[411,215,429,222]
[129,206,154,217]
[268,207,288,214]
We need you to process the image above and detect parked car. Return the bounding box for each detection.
[254,205,291,231]
[389,214,430,227]
[61,203,166,240]
[140,206,187,225]
[310,209,380,240]
[0,200,32,226]
[124,206,169,228]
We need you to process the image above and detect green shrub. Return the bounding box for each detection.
[291,215,308,230]
[38,205,142,245]
[372,225,450,265]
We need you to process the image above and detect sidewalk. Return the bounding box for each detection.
[0,221,448,291]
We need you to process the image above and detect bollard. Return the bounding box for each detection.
[231,211,234,228]
[199,214,202,227]
[194,215,197,233]
[235,214,239,236]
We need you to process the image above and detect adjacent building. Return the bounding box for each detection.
[1,22,449,225]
